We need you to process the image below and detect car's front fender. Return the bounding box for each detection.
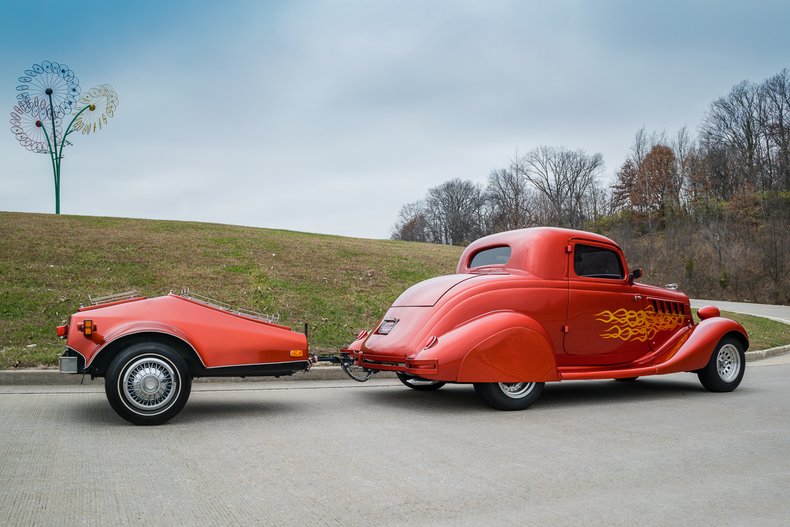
[654,316,748,374]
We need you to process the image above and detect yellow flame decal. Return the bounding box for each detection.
[595,305,685,342]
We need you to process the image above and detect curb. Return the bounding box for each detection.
[745,344,790,361]
[1,346,788,386]
[0,365,396,386]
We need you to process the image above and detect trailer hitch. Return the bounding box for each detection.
[312,350,378,382]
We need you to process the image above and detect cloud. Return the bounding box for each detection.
[2,0,789,238]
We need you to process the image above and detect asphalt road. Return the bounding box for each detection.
[1,358,789,527]
[691,299,790,324]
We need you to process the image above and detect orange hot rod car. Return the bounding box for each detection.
[347,227,749,410]
[57,291,309,425]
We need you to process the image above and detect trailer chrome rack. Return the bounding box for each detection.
[176,288,280,324]
[88,290,141,306]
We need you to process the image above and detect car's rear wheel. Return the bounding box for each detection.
[473,381,544,411]
[396,372,446,391]
[697,336,745,392]
[105,341,192,425]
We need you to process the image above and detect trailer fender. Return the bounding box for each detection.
[87,321,200,368]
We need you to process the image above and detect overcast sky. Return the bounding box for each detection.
[2,0,788,239]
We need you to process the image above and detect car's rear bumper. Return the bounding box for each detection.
[352,350,439,376]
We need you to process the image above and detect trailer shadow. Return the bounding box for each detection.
[74,397,295,426]
[173,399,296,425]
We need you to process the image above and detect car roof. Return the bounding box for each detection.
[456,227,622,279]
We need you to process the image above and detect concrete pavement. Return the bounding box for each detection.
[1,362,789,526]
[691,299,790,324]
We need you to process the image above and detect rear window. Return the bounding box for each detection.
[573,244,624,279]
[469,245,511,268]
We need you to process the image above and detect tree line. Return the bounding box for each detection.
[391,68,790,304]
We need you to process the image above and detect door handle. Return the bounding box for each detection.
[633,295,642,302]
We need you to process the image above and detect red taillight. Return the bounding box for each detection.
[356,329,370,341]
[423,336,439,349]
[56,325,68,338]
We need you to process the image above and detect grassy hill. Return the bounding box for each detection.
[1,211,788,368]
[0,211,462,367]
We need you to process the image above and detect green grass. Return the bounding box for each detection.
[0,211,462,368]
[695,310,790,351]
[1,211,787,368]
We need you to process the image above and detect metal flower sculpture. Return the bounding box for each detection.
[9,60,118,214]
[72,84,119,134]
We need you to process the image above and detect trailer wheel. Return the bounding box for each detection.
[698,336,745,392]
[105,341,192,425]
[396,372,446,391]
[473,381,544,411]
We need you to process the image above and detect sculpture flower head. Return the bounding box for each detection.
[16,60,80,117]
[72,84,119,134]
[9,97,62,153]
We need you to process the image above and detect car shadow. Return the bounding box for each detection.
[366,385,484,414]
[537,377,708,409]
[365,375,737,413]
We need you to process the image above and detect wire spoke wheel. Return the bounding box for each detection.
[121,357,178,412]
[105,342,191,425]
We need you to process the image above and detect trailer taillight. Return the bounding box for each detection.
[56,325,69,338]
[79,319,96,336]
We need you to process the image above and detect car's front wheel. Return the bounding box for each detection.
[697,336,745,392]
[473,381,544,411]
[105,341,192,425]
[396,372,446,391]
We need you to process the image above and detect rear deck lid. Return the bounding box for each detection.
[392,274,478,307]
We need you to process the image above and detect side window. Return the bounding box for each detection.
[573,244,624,279]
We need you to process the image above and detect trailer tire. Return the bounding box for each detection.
[105,341,192,425]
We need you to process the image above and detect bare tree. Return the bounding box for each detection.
[424,179,486,245]
[391,201,429,242]
[517,146,604,228]
[485,166,536,232]
[700,80,763,196]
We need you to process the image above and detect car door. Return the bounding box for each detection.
[563,240,652,364]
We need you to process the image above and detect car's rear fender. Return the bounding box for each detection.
[415,311,559,383]
[655,317,749,374]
